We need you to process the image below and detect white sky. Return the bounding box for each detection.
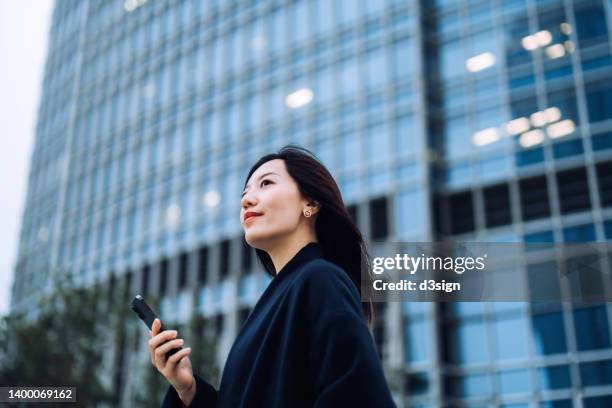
[0,0,54,315]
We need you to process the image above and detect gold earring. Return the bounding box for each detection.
[304,209,312,217]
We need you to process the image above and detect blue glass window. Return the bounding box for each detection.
[338,0,359,26]
[395,115,417,155]
[314,0,334,36]
[466,29,498,68]
[227,102,240,139]
[270,85,285,122]
[541,400,573,408]
[495,314,529,360]
[404,318,430,363]
[592,132,612,151]
[531,312,567,355]
[586,80,612,123]
[574,1,608,46]
[341,172,362,202]
[212,40,224,82]
[504,17,532,69]
[467,1,493,29]
[271,8,287,54]
[584,395,612,408]
[396,189,425,237]
[545,63,573,81]
[580,359,612,386]
[480,154,511,182]
[365,0,386,15]
[440,39,464,82]
[536,6,566,33]
[314,137,334,169]
[605,219,612,239]
[339,57,361,95]
[397,161,420,182]
[498,369,530,394]
[446,162,473,188]
[367,122,389,161]
[510,95,537,122]
[231,28,244,73]
[474,75,501,101]
[294,0,310,44]
[515,147,544,167]
[315,66,335,104]
[445,116,472,158]
[474,105,503,131]
[574,306,611,351]
[452,319,490,364]
[547,87,580,125]
[238,274,255,298]
[392,39,414,82]
[581,53,612,72]
[439,8,461,34]
[366,49,389,89]
[341,132,360,170]
[444,84,465,109]
[454,373,492,397]
[563,223,596,242]
[402,301,431,316]
[553,139,583,159]
[367,166,390,194]
[539,365,571,390]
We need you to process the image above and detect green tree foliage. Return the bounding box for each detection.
[0,280,219,407]
[0,281,114,406]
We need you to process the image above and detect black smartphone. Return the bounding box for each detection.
[130,294,181,359]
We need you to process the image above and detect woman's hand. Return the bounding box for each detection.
[148,318,196,406]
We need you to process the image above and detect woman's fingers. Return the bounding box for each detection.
[155,338,184,361]
[150,318,161,336]
[166,347,192,366]
[148,329,177,365]
[149,329,177,350]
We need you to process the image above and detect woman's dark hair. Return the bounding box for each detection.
[243,144,375,328]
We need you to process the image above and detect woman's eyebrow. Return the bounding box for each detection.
[242,172,279,192]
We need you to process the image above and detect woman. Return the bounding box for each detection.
[148,145,396,407]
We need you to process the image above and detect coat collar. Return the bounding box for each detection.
[274,241,323,278]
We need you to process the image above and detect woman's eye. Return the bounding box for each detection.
[241,180,272,197]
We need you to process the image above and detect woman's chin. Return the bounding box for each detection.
[244,230,264,247]
[245,230,280,251]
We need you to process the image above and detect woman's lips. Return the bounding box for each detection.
[244,214,262,223]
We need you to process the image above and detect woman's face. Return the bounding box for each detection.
[240,159,309,249]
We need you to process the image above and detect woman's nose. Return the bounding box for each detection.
[241,191,257,208]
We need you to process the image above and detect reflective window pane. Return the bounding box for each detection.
[539,365,571,390]
[405,318,431,363]
[451,319,490,364]
[580,359,612,386]
[586,80,612,123]
[494,314,529,360]
[531,305,566,346]
[573,305,611,351]
[498,369,531,394]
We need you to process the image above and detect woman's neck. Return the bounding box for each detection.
[268,234,318,275]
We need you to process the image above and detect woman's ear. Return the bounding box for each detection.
[306,200,321,215]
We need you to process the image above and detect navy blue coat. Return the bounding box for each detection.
[162,242,396,407]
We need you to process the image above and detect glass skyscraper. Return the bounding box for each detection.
[11,0,612,406]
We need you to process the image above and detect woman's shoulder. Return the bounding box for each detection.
[294,258,350,285]
[290,258,362,309]
[285,257,368,327]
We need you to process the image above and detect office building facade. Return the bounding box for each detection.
[11,0,612,406]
